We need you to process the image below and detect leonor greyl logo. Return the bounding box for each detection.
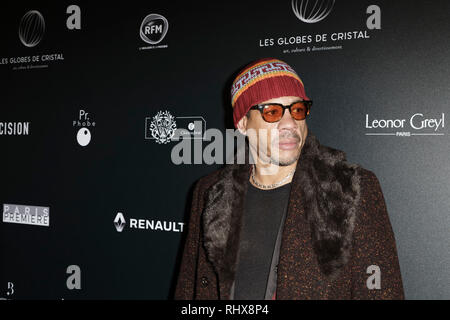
[365,113,445,136]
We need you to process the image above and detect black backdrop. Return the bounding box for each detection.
[1,0,450,299]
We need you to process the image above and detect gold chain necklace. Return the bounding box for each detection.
[251,165,295,190]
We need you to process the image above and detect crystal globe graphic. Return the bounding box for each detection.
[291,0,335,23]
[18,10,45,47]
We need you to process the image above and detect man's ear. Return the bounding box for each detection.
[236,116,248,135]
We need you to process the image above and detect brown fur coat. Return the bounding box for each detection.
[175,132,404,299]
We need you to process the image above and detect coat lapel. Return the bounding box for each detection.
[202,132,361,299]
[202,160,251,299]
[290,132,362,279]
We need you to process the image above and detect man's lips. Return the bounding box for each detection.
[278,139,299,150]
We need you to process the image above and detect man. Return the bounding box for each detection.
[175,58,404,299]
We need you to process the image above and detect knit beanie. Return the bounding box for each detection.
[231,58,309,128]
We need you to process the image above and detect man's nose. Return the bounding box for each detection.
[277,108,298,130]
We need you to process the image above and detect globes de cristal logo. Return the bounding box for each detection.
[17,6,81,48]
[291,0,335,23]
[0,6,81,71]
[18,10,45,47]
[140,13,168,45]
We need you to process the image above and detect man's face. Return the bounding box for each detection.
[237,96,308,166]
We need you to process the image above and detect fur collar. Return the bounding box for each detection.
[201,132,361,297]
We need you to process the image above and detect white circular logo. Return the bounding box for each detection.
[140,13,169,45]
[291,0,335,23]
[76,128,91,146]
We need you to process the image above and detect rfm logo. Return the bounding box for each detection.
[18,5,81,48]
[140,13,169,45]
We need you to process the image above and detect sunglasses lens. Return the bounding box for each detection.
[258,101,311,122]
[262,105,284,122]
[290,102,308,120]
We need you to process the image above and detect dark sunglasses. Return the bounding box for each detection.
[249,100,312,123]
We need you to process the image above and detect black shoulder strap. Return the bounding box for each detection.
[264,193,289,300]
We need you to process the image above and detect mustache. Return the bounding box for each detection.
[274,130,301,142]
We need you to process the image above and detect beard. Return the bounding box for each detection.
[253,130,302,166]
[276,151,301,166]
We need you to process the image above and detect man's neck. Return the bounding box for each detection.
[251,160,298,188]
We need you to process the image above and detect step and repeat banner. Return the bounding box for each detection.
[1,0,449,299]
